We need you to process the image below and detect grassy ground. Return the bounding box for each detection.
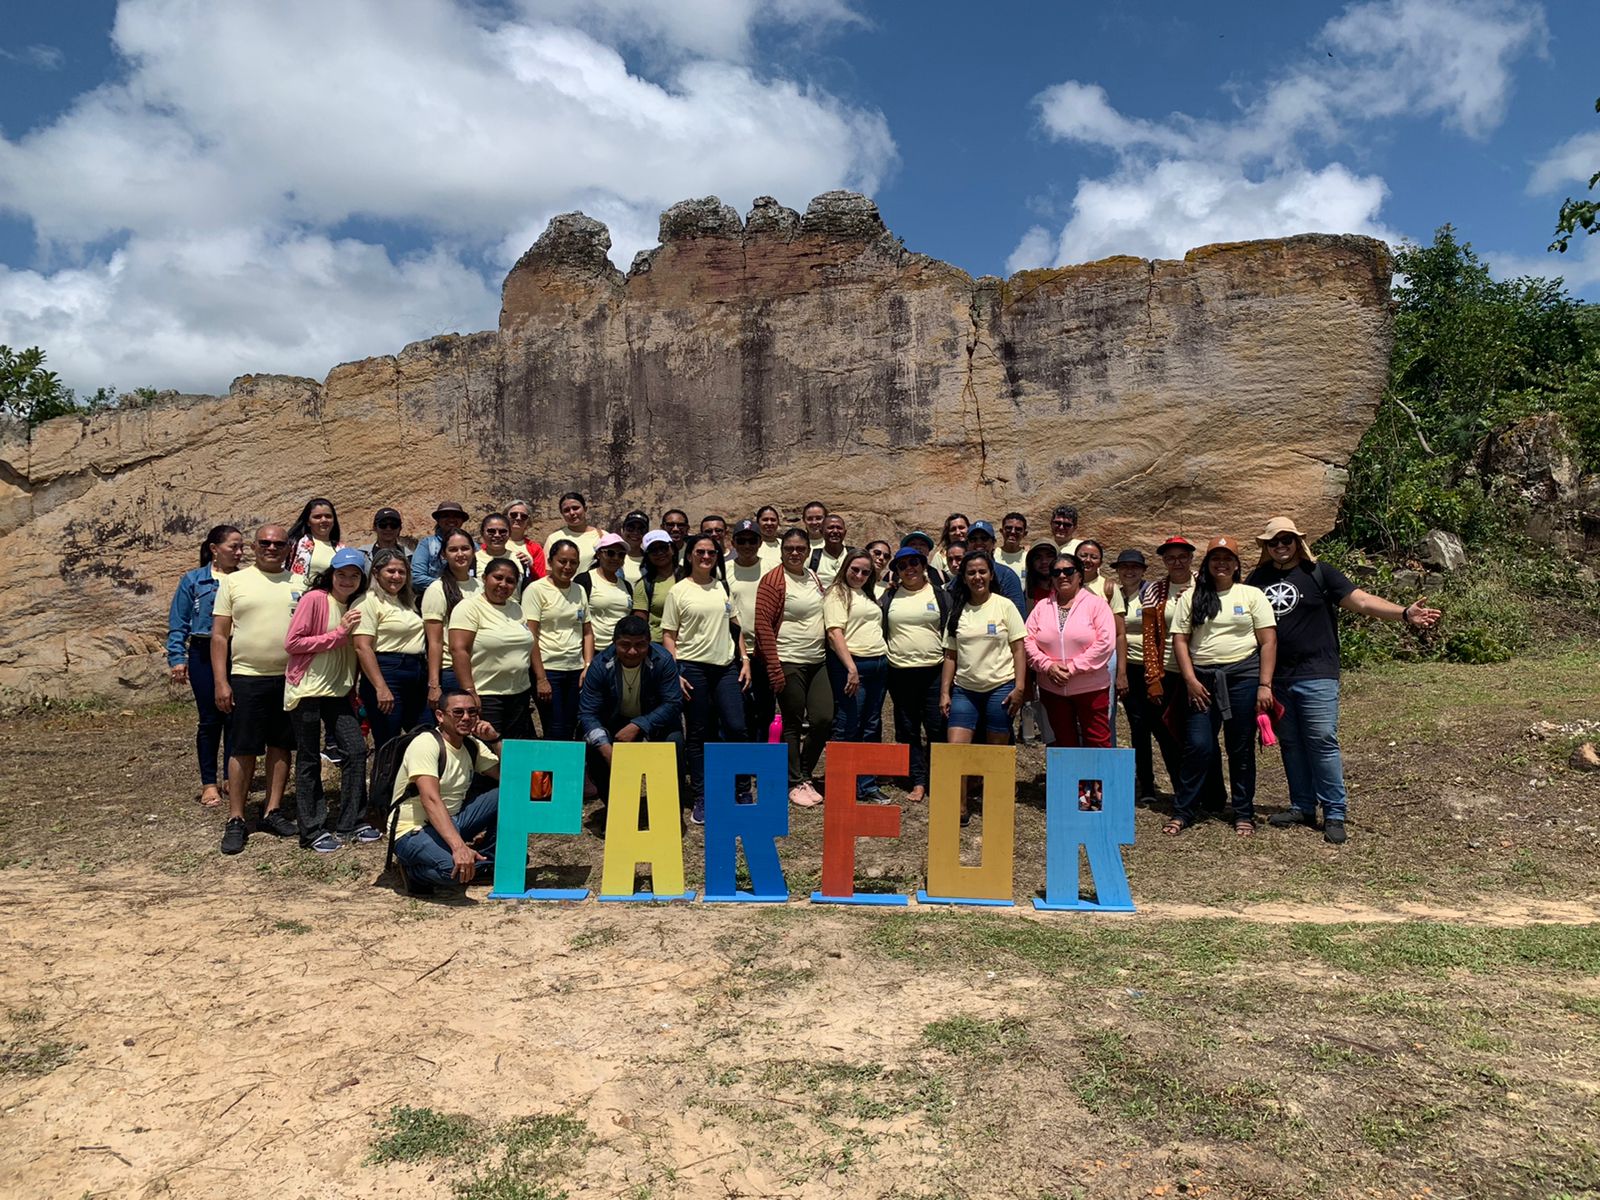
[1,648,1597,1199]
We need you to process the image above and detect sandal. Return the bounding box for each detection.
[1235,820,1255,838]
[1162,817,1189,837]
[197,787,223,808]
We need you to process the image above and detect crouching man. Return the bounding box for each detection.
[577,615,684,795]
[393,689,503,891]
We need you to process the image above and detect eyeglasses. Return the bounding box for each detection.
[257,539,287,548]
[376,520,401,530]
[1052,518,1076,527]
[1267,534,1298,548]
[1051,567,1079,577]
[445,707,480,717]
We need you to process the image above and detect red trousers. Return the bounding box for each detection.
[1041,688,1112,748]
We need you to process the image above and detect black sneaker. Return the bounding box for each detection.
[1269,809,1316,828]
[1323,819,1348,845]
[220,817,248,856]
[259,810,298,838]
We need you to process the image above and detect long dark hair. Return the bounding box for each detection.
[287,497,340,547]
[1023,540,1058,596]
[368,548,416,608]
[1190,548,1240,627]
[439,529,478,618]
[947,549,998,634]
[676,533,729,592]
[198,524,241,568]
[640,538,678,583]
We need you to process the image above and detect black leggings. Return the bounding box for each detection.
[886,663,945,788]
[776,660,833,786]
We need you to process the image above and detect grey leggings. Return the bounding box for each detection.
[777,659,834,786]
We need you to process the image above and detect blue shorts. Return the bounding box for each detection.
[948,682,1015,735]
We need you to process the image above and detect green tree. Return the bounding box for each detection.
[0,345,80,427]
[1550,97,1599,254]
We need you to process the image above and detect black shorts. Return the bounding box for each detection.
[229,674,294,755]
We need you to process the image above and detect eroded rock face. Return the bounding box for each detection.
[0,194,1393,698]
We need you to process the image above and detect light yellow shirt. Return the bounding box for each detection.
[584,573,634,652]
[422,576,481,677]
[1171,583,1275,668]
[1057,538,1083,557]
[997,546,1028,574]
[355,587,426,656]
[944,593,1026,692]
[213,566,297,677]
[448,594,532,696]
[886,585,944,668]
[621,552,645,586]
[813,546,847,589]
[525,577,589,671]
[393,734,499,837]
[662,578,737,665]
[543,527,604,570]
[284,596,356,710]
[727,559,765,651]
[776,569,826,665]
[823,587,888,658]
[758,540,783,572]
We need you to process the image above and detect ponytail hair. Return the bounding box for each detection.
[199,524,241,568]
[439,529,478,619]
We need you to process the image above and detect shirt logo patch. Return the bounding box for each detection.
[987,623,998,635]
[1233,604,1245,615]
[926,601,937,611]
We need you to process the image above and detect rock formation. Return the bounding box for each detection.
[0,191,1394,698]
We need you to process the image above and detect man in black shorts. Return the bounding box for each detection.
[211,524,301,855]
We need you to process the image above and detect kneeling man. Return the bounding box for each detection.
[393,689,502,890]
[577,615,683,794]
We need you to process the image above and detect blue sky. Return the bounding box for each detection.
[0,0,1595,395]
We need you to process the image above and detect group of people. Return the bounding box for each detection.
[165,493,1440,884]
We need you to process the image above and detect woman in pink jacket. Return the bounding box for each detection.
[1024,553,1116,748]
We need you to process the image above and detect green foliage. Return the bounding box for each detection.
[0,345,79,427]
[367,1105,480,1163]
[1550,97,1599,254]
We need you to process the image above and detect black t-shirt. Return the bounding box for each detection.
[1245,560,1356,681]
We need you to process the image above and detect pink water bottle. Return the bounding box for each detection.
[768,714,784,743]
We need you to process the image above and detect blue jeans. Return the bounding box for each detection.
[949,681,1015,737]
[1274,677,1348,821]
[186,636,234,787]
[680,660,747,802]
[360,651,427,750]
[394,789,500,885]
[536,668,582,742]
[828,652,888,795]
[1175,667,1258,823]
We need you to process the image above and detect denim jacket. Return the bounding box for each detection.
[578,644,683,745]
[165,565,222,666]
[410,530,446,591]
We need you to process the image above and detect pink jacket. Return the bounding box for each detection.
[1024,589,1116,696]
[283,590,350,686]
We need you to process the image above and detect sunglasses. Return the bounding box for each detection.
[847,565,872,576]
[664,520,688,529]
[445,706,481,717]
[692,549,719,559]
[376,520,401,529]
[508,512,530,521]
[733,537,759,546]
[1051,567,1079,577]
[1002,526,1025,535]
[599,546,625,555]
[256,539,287,548]
[1267,534,1298,548]
[1052,518,1076,526]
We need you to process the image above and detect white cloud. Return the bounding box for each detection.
[0,0,894,393]
[1528,129,1600,194]
[0,44,63,69]
[1484,237,1600,292]
[1011,0,1545,271]
[511,0,865,63]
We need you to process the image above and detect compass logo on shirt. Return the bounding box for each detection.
[1263,580,1300,615]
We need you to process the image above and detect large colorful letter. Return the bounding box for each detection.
[1033,747,1135,912]
[918,742,1016,906]
[703,742,789,903]
[598,742,694,902]
[489,739,590,900]
[811,742,910,906]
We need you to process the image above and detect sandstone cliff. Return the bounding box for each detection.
[0,192,1393,698]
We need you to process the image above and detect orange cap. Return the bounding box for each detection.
[1204,536,1242,557]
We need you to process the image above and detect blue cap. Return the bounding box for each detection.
[968,520,996,538]
[892,546,927,564]
[330,547,369,574]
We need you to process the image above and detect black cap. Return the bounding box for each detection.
[1114,548,1147,567]
[731,519,759,537]
[621,510,649,529]
[373,507,402,525]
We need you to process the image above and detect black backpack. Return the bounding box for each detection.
[879,581,950,637]
[370,726,482,871]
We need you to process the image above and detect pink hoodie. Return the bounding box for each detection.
[1024,589,1116,697]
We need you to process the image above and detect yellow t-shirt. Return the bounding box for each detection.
[886,585,944,668]
[776,570,826,665]
[393,734,500,837]
[355,587,426,656]
[584,574,634,651]
[422,576,481,676]
[213,566,297,677]
[284,596,355,709]
[632,575,673,641]
[758,540,783,572]
[448,594,533,696]
[662,578,736,665]
[996,546,1028,574]
[506,538,537,573]
[813,547,847,589]
[1171,584,1276,668]
[543,527,604,570]
[290,538,336,586]
[525,578,588,671]
[1057,538,1083,557]
[944,593,1026,692]
[621,552,645,586]
[823,587,888,658]
[727,560,765,651]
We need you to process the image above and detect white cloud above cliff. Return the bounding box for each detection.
[0,0,893,393]
[1009,0,1546,271]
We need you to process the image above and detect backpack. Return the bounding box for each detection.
[879,581,949,637]
[371,726,482,871]
[810,545,854,572]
